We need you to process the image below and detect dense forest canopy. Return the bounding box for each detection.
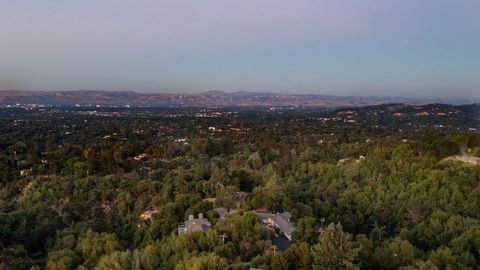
[0,104,479,269]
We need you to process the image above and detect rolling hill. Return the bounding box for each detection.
[0,90,472,107]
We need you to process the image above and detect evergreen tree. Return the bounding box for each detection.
[174,253,228,270]
[311,223,359,270]
[95,250,132,270]
[264,174,287,211]
[271,252,288,270]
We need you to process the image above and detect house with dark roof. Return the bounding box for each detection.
[253,211,295,240]
[178,213,212,234]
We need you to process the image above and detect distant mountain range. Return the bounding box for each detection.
[0,90,474,107]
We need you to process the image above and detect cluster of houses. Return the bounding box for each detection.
[176,209,296,241]
[143,191,296,243]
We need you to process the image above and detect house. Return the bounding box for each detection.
[253,211,295,240]
[455,155,480,165]
[178,213,211,234]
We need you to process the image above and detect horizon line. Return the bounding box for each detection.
[0,89,476,102]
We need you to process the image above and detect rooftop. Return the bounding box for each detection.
[253,211,295,238]
[179,213,212,234]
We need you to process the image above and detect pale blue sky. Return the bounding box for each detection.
[0,0,479,99]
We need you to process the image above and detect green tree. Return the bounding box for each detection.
[284,242,312,270]
[46,249,80,270]
[400,260,439,270]
[373,237,418,270]
[311,223,359,270]
[293,217,317,244]
[132,246,161,270]
[76,230,122,268]
[95,250,131,270]
[271,252,288,270]
[216,185,238,211]
[428,247,469,270]
[354,234,375,270]
[264,174,288,211]
[174,253,228,270]
[73,161,89,178]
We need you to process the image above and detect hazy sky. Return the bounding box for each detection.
[1,1,479,99]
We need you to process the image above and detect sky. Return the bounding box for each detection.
[0,0,479,99]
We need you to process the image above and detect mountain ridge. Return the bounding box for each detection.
[0,90,473,107]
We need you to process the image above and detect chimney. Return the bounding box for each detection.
[188,214,194,220]
[198,213,203,219]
